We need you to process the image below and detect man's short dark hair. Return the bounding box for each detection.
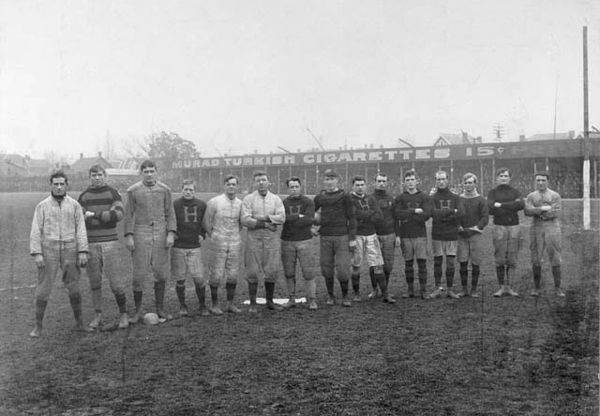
[88,164,106,176]
[49,170,68,184]
[140,160,157,172]
[375,173,388,180]
[253,170,268,179]
[404,170,417,179]
[182,179,195,188]
[534,171,550,179]
[352,175,365,184]
[496,167,511,177]
[224,174,239,184]
[286,176,302,187]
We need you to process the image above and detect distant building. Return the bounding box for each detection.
[0,154,28,177]
[69,152,112,174]
[433,132,482,147]
[26,157,54,176]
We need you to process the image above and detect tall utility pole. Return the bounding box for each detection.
[582,26,590,230]
[492,124,504,140]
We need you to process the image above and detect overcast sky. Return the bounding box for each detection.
[0,0,598,160]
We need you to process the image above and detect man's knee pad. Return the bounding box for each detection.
[416,259,426,271]
[459,261,468,273]
[433,256,443,267]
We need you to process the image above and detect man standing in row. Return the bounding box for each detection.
[457,173,489,297]
[524,171,565,297]
[204,175,244,314]
[350,175,395,303]
[124,160,177,322]
[394,170,430,299]
[370,173,400,299]
[488,167,524,297]
[30,171,90,337]
[78,165,129,330]
[429,170,463,299]
[314,169,357,307]
[241,171,286,312]
[171,180,209,316]
[280,177,318,310]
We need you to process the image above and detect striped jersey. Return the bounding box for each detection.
[78,185,124,243]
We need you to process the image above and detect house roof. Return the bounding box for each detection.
[0,153,28,170]
[70,156,112,173]
[434,132,476,146]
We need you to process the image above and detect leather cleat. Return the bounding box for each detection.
[383,295,397,304]
[492,288,504,297]
[367,290,379,299]
[266,301,283,311]
[428,287,445,299]
[88,316,103,330]
[308,300,318,310]
[341,298,352,307]
[326,297,336,306]
[505,287,520,297]
[555,288,566,297]
[118,313,130,329]
[225,303,242,313]
[447,290,460,299]
[208,306,223,316]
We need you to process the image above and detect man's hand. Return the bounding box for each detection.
[84,211,95,219]
[78,253,88,268]
[198,234,205,243]
[34,254,45,269]
[395,236,401,247]
[125,235,135,252]
[414,208,423,215]
[494,202,502,208]
[265,223,277,232]
[349,239,357,253]
[166,232,175,248]
[540,205,552,212]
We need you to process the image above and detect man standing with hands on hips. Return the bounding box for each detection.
[124,160,177,323]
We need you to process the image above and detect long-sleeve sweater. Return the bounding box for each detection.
[430,188,463,241]
[30,195,88,255]
[524,188,561,223]
[281,194,315,241]
[173,197,207,248]
[487,185,524,226]
[372,189,396,236]
[459,192,489,230]
[393,190,430,238]
[78,185,124,243]
[124,181,176,236]
[314,189,356,239]
[351,193,383,236]
[241,191,285,230]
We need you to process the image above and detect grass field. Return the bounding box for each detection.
[0,192,598,416]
